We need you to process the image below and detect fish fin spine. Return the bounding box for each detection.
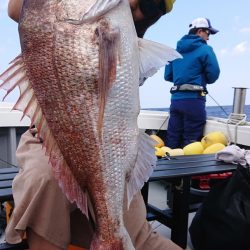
[0,56,89,217]
[126,131,157,207]
[138,38,182,85]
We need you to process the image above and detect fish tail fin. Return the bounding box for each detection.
[126,131,157,207]
[90,225,134,250]
[96,25,120,137]
[90,237,123,250]
[119,225,135,250]
[138,38,182,85]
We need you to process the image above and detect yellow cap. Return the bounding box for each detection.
[164,0,175,13]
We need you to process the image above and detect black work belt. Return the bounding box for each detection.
[170,84,208,95]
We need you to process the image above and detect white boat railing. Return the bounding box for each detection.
[1,102,250,168]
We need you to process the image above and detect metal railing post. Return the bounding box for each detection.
[232,87,248,114]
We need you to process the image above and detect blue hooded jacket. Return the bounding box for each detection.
[164,34,220,100]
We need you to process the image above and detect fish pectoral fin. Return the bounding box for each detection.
[138,38,182,86]
[57,0,121,24]
[126,131,157,207]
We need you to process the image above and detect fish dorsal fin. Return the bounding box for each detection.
[0,56,89,217]
[138,38,182,85]
[57,0,121,24]
[126,131,157,207]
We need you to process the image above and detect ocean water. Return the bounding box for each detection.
[144,105,250,122]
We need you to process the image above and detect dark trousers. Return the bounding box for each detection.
[166,99,206,148]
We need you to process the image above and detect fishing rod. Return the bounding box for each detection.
[153,93,230,136]
[207,93,229,117]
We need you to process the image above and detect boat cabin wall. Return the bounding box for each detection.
[0,126,28,168]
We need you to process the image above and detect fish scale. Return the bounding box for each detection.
[22,2,120,247]
[0,0,181,249]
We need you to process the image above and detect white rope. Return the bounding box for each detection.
[226,113,247,145]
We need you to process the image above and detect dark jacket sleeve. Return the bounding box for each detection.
[203,46,220,84]
[164,63,173,82]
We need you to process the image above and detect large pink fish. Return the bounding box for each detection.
[0,0,180,249]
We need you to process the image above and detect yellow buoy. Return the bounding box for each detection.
[183,142,204,155]
[201,131,228,149]
[154,147,166,157]
[161,146,172,154]
[150,134,165,148]
[203,143,226,154]
[169,148,184,156]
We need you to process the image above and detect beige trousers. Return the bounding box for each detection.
[5,130,181,250]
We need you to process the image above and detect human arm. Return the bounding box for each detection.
[164,63,173,82]
[203,46,220,84]
[8,0,23,22]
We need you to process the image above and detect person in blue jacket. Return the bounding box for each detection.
[164,17,220,149]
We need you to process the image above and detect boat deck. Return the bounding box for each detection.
[143,154,237,249]
[148,181,194,250]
